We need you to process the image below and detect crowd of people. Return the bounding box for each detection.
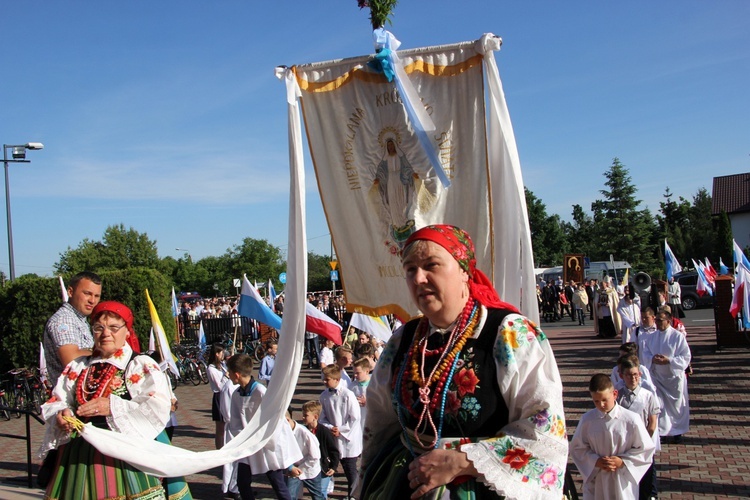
[37,224,694,499]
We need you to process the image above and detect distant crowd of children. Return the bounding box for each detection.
[205,332,376,500]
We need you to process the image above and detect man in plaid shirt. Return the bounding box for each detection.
[43,271,102,384]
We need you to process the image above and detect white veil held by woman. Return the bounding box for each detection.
[64,69,308,478]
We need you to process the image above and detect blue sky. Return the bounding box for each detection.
[1,1,747,278]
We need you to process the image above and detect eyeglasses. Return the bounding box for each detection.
[92,324,127,334]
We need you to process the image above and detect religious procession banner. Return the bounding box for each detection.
[293,34,536,321]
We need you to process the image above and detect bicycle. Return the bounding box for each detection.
[171,345,201,386]
[0,386,10,421]
[223,331,266,363]
[9,368,46,415]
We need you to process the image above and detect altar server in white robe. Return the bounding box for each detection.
[617,291,641,343]
[571,374,655,500]
[639,311,691,440]
[226,353,302,500]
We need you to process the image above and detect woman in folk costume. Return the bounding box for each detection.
[360,225,568,499]
[39,301,192,500]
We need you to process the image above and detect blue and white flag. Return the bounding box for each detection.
[664,239,683,280]
[198,321,207,350]
[268,279,277,313]
[239,275,282,329]
[719,257,729,276]
[171,287,179,317]
[734,239,750,273]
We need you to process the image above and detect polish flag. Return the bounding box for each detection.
[305,302,342,345]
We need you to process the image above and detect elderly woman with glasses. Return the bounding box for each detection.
[360,225,568,500]
[39,301,190,500]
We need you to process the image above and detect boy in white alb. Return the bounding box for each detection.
[610,342,657,396]
[319,364,361,500]
[350,357,371,432]
[334,346,353,390]
[616,355,661,500]
[226,354,302,500]
[319,339,335,369]
[285,409,324,500]
[571,374,655,500]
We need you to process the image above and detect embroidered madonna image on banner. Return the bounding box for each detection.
[295,44,492,320]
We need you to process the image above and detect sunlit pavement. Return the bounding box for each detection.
[2,309,749,499]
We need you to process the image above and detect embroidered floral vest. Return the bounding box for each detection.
[393,308,511,438]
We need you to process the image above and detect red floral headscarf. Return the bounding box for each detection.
[91,301,141,353]
[403,224,520,313]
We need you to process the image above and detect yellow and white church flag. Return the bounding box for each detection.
[292,33,536,322]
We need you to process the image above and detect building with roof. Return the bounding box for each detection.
[712,172,750,250]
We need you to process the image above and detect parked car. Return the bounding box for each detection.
[673,271,714,310]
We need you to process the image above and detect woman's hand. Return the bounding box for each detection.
[407,449,478,499]
[76,397,111,418]
[56,409,75,433]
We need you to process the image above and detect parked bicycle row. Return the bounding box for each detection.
[0,366,48,421]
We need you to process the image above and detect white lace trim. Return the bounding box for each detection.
[463,437,567,500]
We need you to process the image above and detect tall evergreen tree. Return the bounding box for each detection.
[590,158,658,271]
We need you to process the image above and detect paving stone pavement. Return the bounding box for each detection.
[1,310,749,499]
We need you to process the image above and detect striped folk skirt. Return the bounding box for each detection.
[45,435,166,500]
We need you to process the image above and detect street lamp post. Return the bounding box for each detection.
[175,247,192,262]
[3,142,43,281]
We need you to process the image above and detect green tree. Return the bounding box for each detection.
[566,204,595,257]
[224,238,285,294]
[525,188,567,267]
[308,252,338,292]
[590,158,659,272]
[715,210,733,266]
[685,188,716,262]
[657,187,691,260]
[56,224,160,274]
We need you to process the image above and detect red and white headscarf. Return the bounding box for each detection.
[91,301,142,353]
[403,224,520,314]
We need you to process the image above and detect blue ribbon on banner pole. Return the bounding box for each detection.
[373,29,451,188]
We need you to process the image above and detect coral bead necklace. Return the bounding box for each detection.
[76,363,118,406]
[398,297,480,449]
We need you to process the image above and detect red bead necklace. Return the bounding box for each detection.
[399,298,479,448]
[76,363,118,406]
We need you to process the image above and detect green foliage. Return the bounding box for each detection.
[99,268,176,348]
[0,275,60,372]
[360,0,399,29]
[56,224,160,274]
[590,158,659,271]
[0,268,175,373]
[308,252,339,292]
[715,211,733,265]
[525,188,567,266]
[565,204,595,257]
[224,238,285,294]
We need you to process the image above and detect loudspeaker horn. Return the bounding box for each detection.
[633,272,651,293]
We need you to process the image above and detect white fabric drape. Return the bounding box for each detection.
[478,33,539,324]
[56,68,308,478]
